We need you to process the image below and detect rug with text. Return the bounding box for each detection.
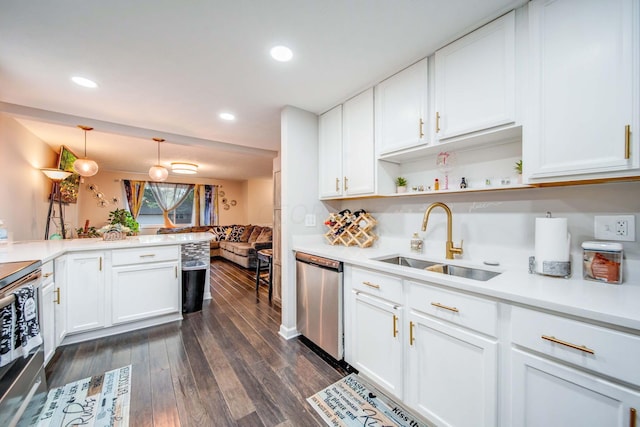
[31,365,131,427]
[307,373,429,427]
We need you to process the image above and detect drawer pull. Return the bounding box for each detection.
[43,272,53,278]
[431,302,459,313]
[54,288,61,305]
[362,281,380,289]
[139,254,156,258]
[409,321,415,346]
[625,124,631,160]
[335,178,340,192]
[631,407,636,427]
[419,118,424,138]
[393,315,398,338]
[541,335,595,355]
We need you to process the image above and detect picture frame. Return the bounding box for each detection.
[56,145,81,204]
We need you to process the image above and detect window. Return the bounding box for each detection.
[137,186,194,226]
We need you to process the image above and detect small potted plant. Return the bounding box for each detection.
[395,177,408,193]
[514,160,523,184]
[107,208,139,235]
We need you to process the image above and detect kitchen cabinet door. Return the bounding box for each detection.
[434,11,515,140]
[111,261,180,325]
[375,58,429,155]
[66,251,106,334]
[524,0,639,182]
[511,348,640,427]
[318,105,343,198]
[342,88,375,196]
[54,256,67,346]
[407,310,498,427]
[349,290,404,400]
[39,281,55,365]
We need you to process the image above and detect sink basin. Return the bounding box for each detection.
[376,256,501,281]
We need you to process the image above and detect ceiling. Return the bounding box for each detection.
[0,0,524,180]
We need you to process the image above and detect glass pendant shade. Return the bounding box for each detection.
[149,138,169,181]
[171,162,198,174]
[73,125,99,177]
[149,165,169,181]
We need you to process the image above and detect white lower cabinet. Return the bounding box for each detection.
[39,280,55,365]
[407,310,498,427]
[111,261,179,324]
[510,349,640,427]
[66,251,106,334]
[54,256,67,346]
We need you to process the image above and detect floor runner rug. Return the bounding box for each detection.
[31,365,131,427]
[307,373,430,427]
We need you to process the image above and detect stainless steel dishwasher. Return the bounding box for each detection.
[296,252,343,360]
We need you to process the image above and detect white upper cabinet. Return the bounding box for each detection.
[435,11,516,141]
[318,89,375,199]
[524,0,639,182]
[318,105,343,198]
[375,58,429,156]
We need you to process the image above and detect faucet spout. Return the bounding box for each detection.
[421,202,463,260]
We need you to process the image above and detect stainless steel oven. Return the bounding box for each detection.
[0,260,47,427]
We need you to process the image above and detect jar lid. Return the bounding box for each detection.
[581,241,623,252]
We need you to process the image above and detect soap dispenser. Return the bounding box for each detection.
[410,232,423,253]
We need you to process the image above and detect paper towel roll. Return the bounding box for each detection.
[535,217,570,273]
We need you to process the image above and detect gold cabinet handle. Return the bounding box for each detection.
[175,266,178,278]
[409,321,415,345]
[541,335,595,355]
[630,407,636,427]
[99,257,102,271]
[393,314,398,338]
[139,254,156,258]
[335,177,340,192]
[419,118,424,138]
[625,125,631,159]
[436,112,441,133]
[54,288,61,305]
[362,281,380,289]
[431,302,459,313]
[344,176,348,191]
[43,272,53,278]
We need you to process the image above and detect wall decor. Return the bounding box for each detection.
[88,184,120,208]
[56,145,81,203]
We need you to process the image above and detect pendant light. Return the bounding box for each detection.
[171,162,198,174]
[73,125,99,177]
[149,138,169,181]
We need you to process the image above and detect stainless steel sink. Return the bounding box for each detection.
[376,256,501,281]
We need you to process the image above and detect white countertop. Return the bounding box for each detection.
[0,232,213,264]
[292,236,640,332]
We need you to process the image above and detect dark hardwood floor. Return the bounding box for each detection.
[45,258,343,426]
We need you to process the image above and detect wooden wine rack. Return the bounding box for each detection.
[324,211,378,248]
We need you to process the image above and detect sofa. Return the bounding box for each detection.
[157,224,272,269]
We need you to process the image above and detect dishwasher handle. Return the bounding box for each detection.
[295,252,343,272]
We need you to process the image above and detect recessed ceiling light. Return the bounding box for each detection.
[71,76,98,88]
[270,45,293,62]
[219,112,235,121]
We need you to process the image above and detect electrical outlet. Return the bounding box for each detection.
[594,215,635,241]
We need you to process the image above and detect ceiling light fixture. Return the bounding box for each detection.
[219,112,235,121]
[149,138,169,181]
[270,45,293,62]
[71,76,98,88]
[73,125,99,177]
[171,162,198,174]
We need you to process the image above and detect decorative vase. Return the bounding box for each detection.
[396,186,407,193]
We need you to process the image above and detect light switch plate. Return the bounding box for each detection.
[594,215,635,241]
[304,214,316,227]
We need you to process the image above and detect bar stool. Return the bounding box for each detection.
[255,248,273,302]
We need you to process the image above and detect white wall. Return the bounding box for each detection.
[0,114,65,241]
[280,106,329,338]
[246,178,274,225]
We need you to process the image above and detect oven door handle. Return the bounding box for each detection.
[0,294,15,310]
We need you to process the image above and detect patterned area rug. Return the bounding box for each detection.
[31,365,131,427]
[307,374,429,427]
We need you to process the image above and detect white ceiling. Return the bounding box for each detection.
[0,0,524,180]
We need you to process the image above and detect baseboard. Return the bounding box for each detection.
[279,324,300,340]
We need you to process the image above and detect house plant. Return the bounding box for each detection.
[395,177,408,193]
[514,160,523,183]
[107,208,139,235]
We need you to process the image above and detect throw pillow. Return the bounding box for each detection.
[210,225,228,241]
[248,226,263,243]
[256,227,272,243]
[228,225,245,242]
[239,225,254,242]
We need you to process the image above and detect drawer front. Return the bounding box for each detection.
[112,245,180,266]
[511,306,640,387]
[351,267,403,303]
[41,260,54,284]
[408,281,498,337]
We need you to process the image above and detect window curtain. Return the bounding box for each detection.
[147,182,194,228]
[122,180,146,218]
[201,184,219,226]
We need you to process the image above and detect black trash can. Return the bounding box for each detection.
[181,260,207,313]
